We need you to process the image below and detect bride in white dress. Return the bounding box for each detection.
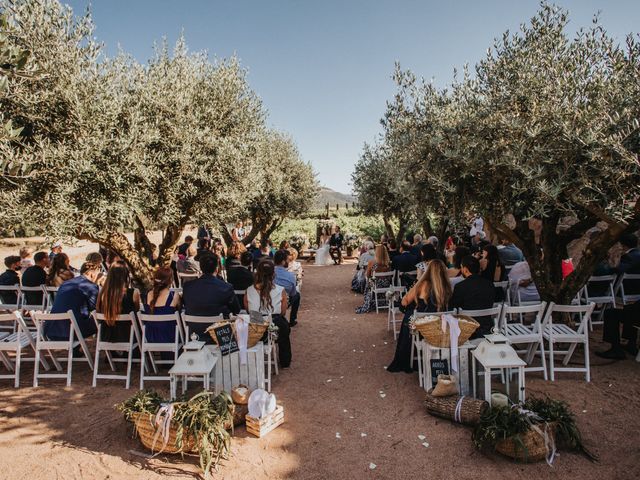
[314,229,333,266]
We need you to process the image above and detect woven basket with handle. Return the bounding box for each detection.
[133,412,197,454]
[424,390,488,426]
[207,321,268,348]
[414,314,479,347]
[495,422,557,462]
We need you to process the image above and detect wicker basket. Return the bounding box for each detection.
[424,390,488,426]
[414,314,479,347]
[207,320,268,348]
[495,422,557,462]
[231,384,251,405]
[133,412,197,454]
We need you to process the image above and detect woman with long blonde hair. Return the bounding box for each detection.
[388,259,452,373]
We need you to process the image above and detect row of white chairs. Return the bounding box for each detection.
[0,306,278,390]
[0,284,58,313]
[408,301,595,386]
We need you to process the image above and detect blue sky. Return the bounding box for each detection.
[66,0,639,193]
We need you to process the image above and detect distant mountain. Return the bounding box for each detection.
[313,187,356,210]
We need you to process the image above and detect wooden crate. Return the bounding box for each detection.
[246,405,285,438]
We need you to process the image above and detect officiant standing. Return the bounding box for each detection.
[329,226,344,265]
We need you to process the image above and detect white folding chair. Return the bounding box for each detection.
[0,285,20,313]
[177,273,199,288]
[234,290,247,313]
[413,310,457,389]
[0,312,51,387]
[91,311,142,389]
[138,311,184,389]
[182,314,224,341]
[494,280,511,305]
[372,271,396,313]
[458,305,504,333]
[169,287,183,295]
[499,302,548,380]
[614,273,640,306]
[19,285,46,312]
[386,286,406,340]
[43,286,58,312]
[266,328,278,392]
[32,310,94,387]
[542,302,595,382]
[582,275,616,328]
[395,270,418,289]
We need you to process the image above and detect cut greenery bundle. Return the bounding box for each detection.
[117,390,234,477]
[472,396,597,463]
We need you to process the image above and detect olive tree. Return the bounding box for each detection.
[221,130,318,245]
[463,4,640,303]
[1,0,268,287]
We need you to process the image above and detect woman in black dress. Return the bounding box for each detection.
[96,263,140,343]
[387,260,452,373]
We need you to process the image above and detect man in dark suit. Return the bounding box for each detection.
[392,241,419,273]
[227,252,254,305]
[0,255,22,306]
[182,253,241,340]
[615,233,640,274]
[329,226,344,264]
[596,300,640,360]
[451,255,496,337]
[21,251,50,306]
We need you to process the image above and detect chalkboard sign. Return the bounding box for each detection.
[213,323,239,356]
[430,359,449,386]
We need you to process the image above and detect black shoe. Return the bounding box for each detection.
[624,343,638,356]
[595,348,626,360]
[289,320,298,327]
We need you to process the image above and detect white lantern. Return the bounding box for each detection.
[471,333,526,406]
[169,340,218,400]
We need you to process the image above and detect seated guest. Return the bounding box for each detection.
[388,259,452,373]
[359,236,374,255]
[274,250,301,326]
[387,239,399,261]
[195,237,212,262]
[96,264,141,343]
[287,248,303,286]
[177,245,200,277]
[225,241,247,270]
[21,251,50,306]
[497,239,525,268]
[279,240,290,250]
[143,267,181,357]
[596,301,640,359]
[46,253,74,287]
[49,242,63,261]
[410,234,424,257]
[252,239,272,268]
[447,246,470,288]
[19,247,34,269]
[0,255,22,305]
[508,260,540,304]
[417,243,438,274]
[227,251,255,305]
[351,241,375,293]
[214,240,226,271]
[46,261,102,340]
[177,235,194,257]
[451,255,496,337]
[245,260,292,368]
[480,244,506,282]
[356,245,391,314]
[392,241,419,273]
[182,253,240,340]
[610,233,640,274]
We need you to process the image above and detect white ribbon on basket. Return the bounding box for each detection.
[151,403,175,454]
[454,395,465,423]
[513,405,557,465]
[441,314,461,372]
[235,315,249,365]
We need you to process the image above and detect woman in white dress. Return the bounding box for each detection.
[314,228,333,266]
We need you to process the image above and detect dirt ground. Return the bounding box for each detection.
[0,262,639,479]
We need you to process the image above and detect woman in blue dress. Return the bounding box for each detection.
[142,267,181,349]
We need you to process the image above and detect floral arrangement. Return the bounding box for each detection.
[345,233,360,250]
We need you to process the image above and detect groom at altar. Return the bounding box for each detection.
[329,226,344,265]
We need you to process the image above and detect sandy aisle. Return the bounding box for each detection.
[0,262,639,479]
